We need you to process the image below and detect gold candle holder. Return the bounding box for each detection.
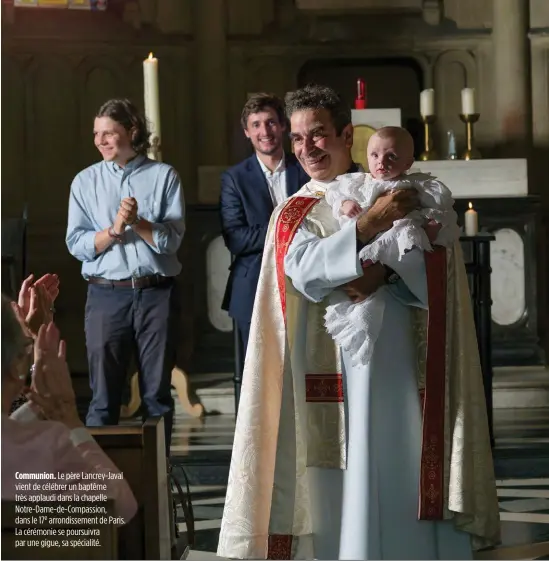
[459,113,481,160]
[419,115,438,161]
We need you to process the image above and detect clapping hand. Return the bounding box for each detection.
[18,274,58,313]
[15,275,58,337]
[117,197,138,226]
[26,322,81,429]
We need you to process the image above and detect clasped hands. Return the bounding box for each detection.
[112,197,139,236]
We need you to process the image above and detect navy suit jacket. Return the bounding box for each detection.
[220,153,309,323]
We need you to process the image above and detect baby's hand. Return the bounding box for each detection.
[340,200,362,218]
[424,219,442,243]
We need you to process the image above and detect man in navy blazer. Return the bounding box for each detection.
[220,93,309,363]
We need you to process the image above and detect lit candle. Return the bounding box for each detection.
[461,87,476,115]
[143,52,161,160]
[465,202,478,236]
[420,89,435,117]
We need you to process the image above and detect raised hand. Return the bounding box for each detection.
[34,274,60,303]
[18,273,59,319]
[17,274,35,318]
[14,284,53,338]
[28,323,81,428]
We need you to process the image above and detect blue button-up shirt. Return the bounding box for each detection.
[66,155,185,280]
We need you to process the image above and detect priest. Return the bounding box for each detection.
[217,84,500,560]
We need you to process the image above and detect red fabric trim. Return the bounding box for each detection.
[274,197,321,317]
[267,534,293,560]
[305,373,344,402]
[418,247,447,520]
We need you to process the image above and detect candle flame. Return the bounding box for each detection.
[148,52,154,59]
[468,202,473,209]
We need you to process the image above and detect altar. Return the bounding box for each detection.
[349,107,544,369]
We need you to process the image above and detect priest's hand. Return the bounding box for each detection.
[342,262,386,303]
[356,189,419,244]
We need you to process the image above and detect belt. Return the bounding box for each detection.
[87,274,172,289]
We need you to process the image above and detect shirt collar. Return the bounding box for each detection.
[256,153,285,175]
[109,154,147,173]
[307,161,363,195]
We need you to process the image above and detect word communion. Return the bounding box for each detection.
[15,472,123,480]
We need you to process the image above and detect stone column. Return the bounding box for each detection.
[492,0,531,155]
[195,0,228,167]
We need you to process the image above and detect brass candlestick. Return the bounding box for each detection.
[419,115,438,161]
[459,113,481,160]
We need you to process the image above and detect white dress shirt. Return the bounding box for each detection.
[257,154,287,206]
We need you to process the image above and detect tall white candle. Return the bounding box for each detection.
[465,202,478,236]
[461,88,476,115]
[420,89,435,117]
[143,52,161,160]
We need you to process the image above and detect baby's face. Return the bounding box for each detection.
[367,135,413,180]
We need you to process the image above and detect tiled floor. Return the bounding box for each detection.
[169,399,549,560]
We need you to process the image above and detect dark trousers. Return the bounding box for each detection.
[84,281,178,453]
[236,319,251,364]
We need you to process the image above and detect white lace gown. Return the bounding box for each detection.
[284,220,472,560]
[323,172,460,367]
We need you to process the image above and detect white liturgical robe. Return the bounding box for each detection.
[217,179,500,561]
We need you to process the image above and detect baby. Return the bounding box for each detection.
[323,126,459,367]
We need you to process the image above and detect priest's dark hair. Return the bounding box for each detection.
[96,98,150,155]
[285,84,351,136]
[241,93,286,130]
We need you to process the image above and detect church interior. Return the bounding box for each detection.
[1,0,549,559]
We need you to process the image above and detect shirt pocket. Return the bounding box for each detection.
[139,194,161,222]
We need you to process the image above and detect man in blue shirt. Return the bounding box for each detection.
[66,98,185,452]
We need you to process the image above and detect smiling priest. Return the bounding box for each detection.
[217,84,500,560]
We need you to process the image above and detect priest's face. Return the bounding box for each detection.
[244,108,286,157]
[289,108,353,181]
[94,116,136,165]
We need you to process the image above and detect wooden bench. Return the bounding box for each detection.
[89,417,174,560]
[1,499,117,560]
